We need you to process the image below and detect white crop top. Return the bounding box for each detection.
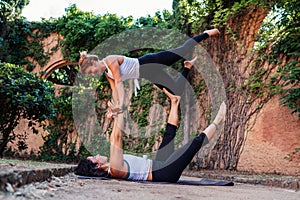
[123,154,151,181]
[103,56,140,81]
[103,56,140,96]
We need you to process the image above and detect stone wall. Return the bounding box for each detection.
[238,96,300,175]
[7,119,45,155]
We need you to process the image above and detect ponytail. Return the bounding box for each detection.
[79,51,88,66]
[78,51,100,73]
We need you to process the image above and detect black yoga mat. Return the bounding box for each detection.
[77,175,234,186]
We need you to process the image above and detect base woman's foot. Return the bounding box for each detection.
[163,88,181,104]
[184,56,198,69]
[204,28,220,37]
[213,101,226,126]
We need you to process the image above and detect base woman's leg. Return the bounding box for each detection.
[152,101,226,182]
[152,133,209,182]
[155,89,181,161]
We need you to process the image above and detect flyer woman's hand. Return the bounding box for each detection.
[108,100,123,114]
[106,109,117,120]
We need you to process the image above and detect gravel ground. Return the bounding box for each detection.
[1,173,299,200]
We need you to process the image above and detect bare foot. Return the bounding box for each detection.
[204,28,220,37]
[213,101,226,125]
[163,88,181,104]
[184,56,198,69]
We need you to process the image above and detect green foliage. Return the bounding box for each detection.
[56,4,133,62]
[135,10,173,29]
[284,147,300,161]
[26,21,57,68]
[0,62,55,157]
[246,68,268,96]
[0,0,37,68]
[123,133,157,155]
[0,19,30,64]
[192,77,207,97]
[40,73,111,161]
[39,87,89,162]
[268,0,300,117]
[0,18,57,71]
[206,0,300,117]
[172,0,207,34]
[48,64,79,85]
[0,0,29,20]
[130,84,154,128]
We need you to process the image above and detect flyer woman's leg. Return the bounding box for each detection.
[138,33,209,67]
[139,56,197,95]
[138,30,219,95]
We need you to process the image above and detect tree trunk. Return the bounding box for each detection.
[196,6,271,170]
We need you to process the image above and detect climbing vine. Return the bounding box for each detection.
[269,0,300,117]
[0,16,58,71]
[130,84,154,127]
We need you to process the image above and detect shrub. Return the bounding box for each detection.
[0,62,55,157]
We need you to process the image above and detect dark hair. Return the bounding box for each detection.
[74,158,109,177]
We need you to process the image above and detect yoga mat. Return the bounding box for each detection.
[77,175,234,186]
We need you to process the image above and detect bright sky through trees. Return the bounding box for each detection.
[22,0,173,21]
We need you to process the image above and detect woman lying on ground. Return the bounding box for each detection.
[78,28,220,114]
[75,88,226,182]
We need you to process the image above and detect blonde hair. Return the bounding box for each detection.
[78,51,100,73]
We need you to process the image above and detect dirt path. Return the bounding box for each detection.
[1,173,299,200]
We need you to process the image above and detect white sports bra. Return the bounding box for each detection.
[103,56,140,96]
[123,154,151,181]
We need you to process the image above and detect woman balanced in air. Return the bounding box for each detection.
[78,28,220,114]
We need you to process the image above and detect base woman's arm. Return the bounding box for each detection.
[109,113,128,178]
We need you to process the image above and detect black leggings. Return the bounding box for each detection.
[138,33,209,95]
[152,123,208,182]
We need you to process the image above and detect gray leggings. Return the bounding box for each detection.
[152,123,208,182]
